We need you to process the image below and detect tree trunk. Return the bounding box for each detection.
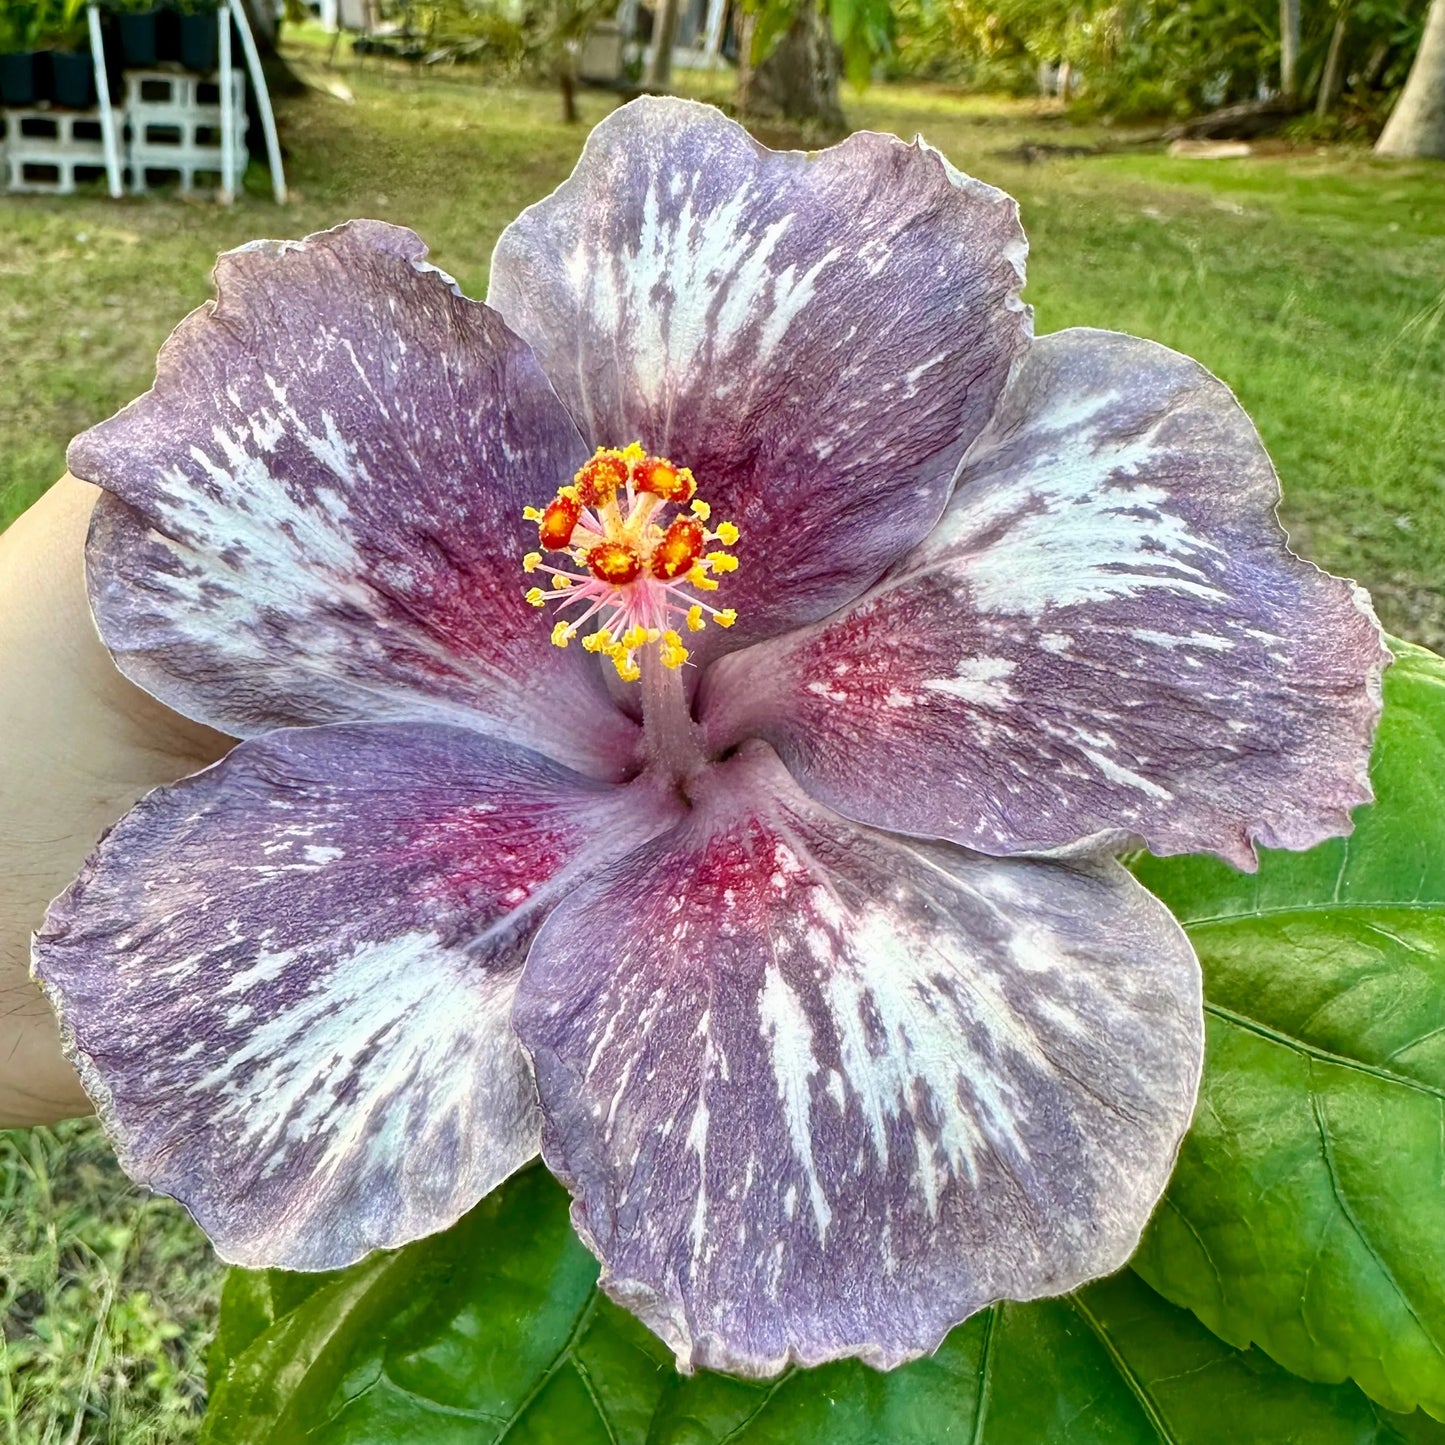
[1316,8,1349,118]
[1376,0,1445,156]
[736,5,843,131]
[647,0,681,87]
[1280,0,1301,102]
[236,0,308,97]
[1360,38,1390,88]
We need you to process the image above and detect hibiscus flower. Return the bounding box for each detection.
[32,97,1387,1378]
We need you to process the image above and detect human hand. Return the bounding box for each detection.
[0,475,230,1126]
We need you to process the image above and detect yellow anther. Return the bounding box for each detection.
[716,609,737,628]
[551,621,573,647]
[690,500,712,522]
[613,653,641,682]
[715,521,740,546]
[621,442,647,463]
[558,484,580,502]
[705,552,738,574]
[550,575,573,589]
[523,552,543,573]
[523,506,544,523]
[621,624,651,651]
[525,587,547,607]
[582,629,613,654]
[686,604,705,632]
[687,564,720,592]
[660,630,689,669]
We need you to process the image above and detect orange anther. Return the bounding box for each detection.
[575,452,629,506]
[635,459,695,505]
[650,516,705,581]
[587,541,643,586]
[539,495,581,551]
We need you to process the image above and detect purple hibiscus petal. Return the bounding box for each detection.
[512,743,1201,1376]
[71,220,638,778]
[32,722,678,1270]
[488,97,1031,654]
[701,329,1389,870]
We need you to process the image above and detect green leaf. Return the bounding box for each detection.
[746,0,799,65]
[202,1165,673,1444]
[205,1168,1442,1444]
[207,1266,342,1391]
[1132,641,1445,1419]
[652,1269,1438,1445]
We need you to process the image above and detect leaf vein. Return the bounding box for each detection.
[1156,1198,1224,1301]
[1070,1295,1181,1445]
[1205,1002,1445,1102]
[1306,1071,1445,1367]
[1183,901,1442,928]
[716,1374,792,1445]
[494,1289,601,1444]
[968,1305,997,1445]
[572,1353,620,1445]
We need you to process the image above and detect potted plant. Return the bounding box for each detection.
[108,0,162,66]
[38,0,95,109]
[176,0,223,73]
[0,2,42,107]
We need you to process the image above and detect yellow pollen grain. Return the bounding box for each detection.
[660,631,689,669]
[525,587,547,607]
[715,521,740,545]
[550,575,572,589]
[686,604,705,632]
[687,564,720,592]
[705,552,738,573]
[613,653,641,682]
[523,552,542,573]
[551,621,573,647]
[582,629,612,653]
[716,609,737,628]
[690,500,711,522]
[621,442,646,463]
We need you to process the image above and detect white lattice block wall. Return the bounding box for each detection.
[2,109,108,195]
[122,69,245,119]
[123,68,247,196]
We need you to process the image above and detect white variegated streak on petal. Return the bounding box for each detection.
[700,328,1389,870]
[512,743,1202,1377]
[487,97,1031,657]
[32,722,680,1271]
[71,220,638,779]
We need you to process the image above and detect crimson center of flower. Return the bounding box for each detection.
[522,444,739,682]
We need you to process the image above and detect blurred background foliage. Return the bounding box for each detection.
[881,0,1428,128]
[285,0,1431,131]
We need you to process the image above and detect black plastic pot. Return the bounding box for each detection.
[49,48,96,108]
[118,9,159,66]
[179,9,220,72]
[0,50,37,107]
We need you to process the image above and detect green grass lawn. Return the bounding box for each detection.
[1,30,1442,1442]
